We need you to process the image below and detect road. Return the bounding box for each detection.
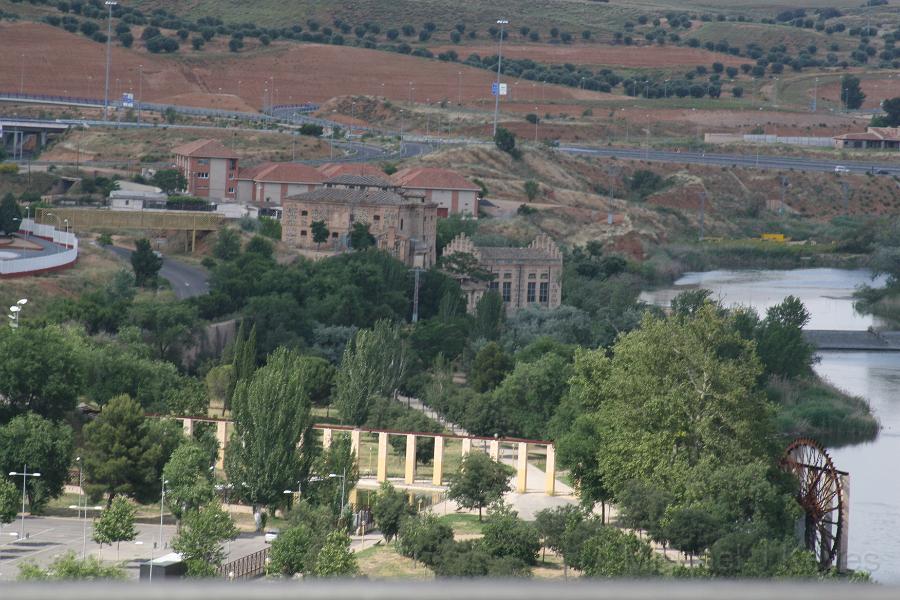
[104,245,209,299]
[558,145,900,176]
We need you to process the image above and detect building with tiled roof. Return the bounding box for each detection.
[316,162,387,179]
[833,127,900,150]
[323,174,395,190]
[172,139,240,200]
[442,233,562,314]
[391,167,481,218]
[236,162,325,207]
[282,188,437,268]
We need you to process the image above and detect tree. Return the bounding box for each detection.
[0,193,22,236]
[0,476,18,528]
[494,127,519,157]
[313,531,359,577]
[732,86,744,98]
[579,527,660,577]
[472,291,505,341]
[481,504,541,564]
[523,180,540,202]
[0,413,74,512]
[873,96,900,127]
[225,348,315,513]
[92,495,137,560]
[297,355,336,407]
[128,296,198,361]
[150,169,187,194]
[471,342,513,392]
[397,513,454,566]
[162,442,215,524]
[172,502,238,577]
[447,451,512,520]
[491,352,572,439]
[131,238,162,287]
[841,74,866,110]
[18,552,125,581]
[333,321,408,426]
[754,296,814,378]
[311,220,329,248]
[349,222,375,250]
[0,325,84,420]
[371,482,414,542]
[214,228,241,261]
[664,507,721,564]
[268,522,320,576]
[534,505,583,560]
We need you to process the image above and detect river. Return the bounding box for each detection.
[640,268,898,583]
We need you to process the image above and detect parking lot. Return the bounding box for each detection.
[0,515,268,580]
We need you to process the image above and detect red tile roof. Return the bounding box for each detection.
[237,162,276,181]
[172,139,240,159]
[391,167,480,191]
[317,163,386,178]
[254,163,325,183]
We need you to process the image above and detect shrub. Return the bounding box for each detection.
[396,514,453,566]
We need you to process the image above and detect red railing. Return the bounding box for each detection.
[218,547,269,580]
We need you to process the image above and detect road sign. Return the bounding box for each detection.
[121,92,134,108]
[491,83,508,97]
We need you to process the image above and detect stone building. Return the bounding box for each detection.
[235,162,324,206]
[391,167,480,218]
[443,233,563,314]
[171,139,239,201]
[833,127,900,150]
[282,188,437,268]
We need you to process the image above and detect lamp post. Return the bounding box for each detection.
[492,19,509,137]
[138,64,143,123]
[9,467,41,540]
[7,298,27,330]
[46,212,62,253]
[103,1,118,120]
[158,479,168,558]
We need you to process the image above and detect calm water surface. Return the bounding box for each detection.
[642,268,898,583]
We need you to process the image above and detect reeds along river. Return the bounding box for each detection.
[641,268,898,583]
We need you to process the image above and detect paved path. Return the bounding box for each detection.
[104,244,209,299]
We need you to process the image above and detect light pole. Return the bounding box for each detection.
[457,72,462,106]
[158,479,168,557]
[534,106,539,142]
[103,1,118,120]
[138,64,143,123]
[9,467,41,540]
[45,212,63,253]
[492,19,509,137]
[19,53,24,95]
[7,298,27,330]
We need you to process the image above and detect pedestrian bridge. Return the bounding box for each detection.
[804,329,900,351]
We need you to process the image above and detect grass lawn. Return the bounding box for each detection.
[356,543,434,580]
[437,513,485,537]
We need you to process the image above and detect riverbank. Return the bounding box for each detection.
[768,374,879,448]
[854,286,900,329]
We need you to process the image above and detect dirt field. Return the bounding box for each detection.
[820,78,900,110]
[427,43,746,69]
[0,22,604,112]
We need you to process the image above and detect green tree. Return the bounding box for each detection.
[18,552,125,581]
[349,222,375,250]
[471,342,513,392]
[491,353,572,439]
[92,495,137,560]
[397,513,454,566]
[663,506,721,564]
[214,228,241,261]
[0,476,18,528]
[579,527,660,578]
[0,413,74,512]
[472,291,505,341]
[0,325,84,420]
[371,482,414,542]
[481,504,541,565]
[873,96,900,127]
[130,238,163,287]
[313,530,359,577]
[333,321,407,425]
[162,442,215,524]
[841,74,866,110]
[297,356,336,408]
[150,169,187,194]
[128,297,198,361]
[225,348,315,513]
[447,451,512,520]
[523,180,540,202]
[311,220,330,248]
[534,505,584,560]
[494,127,518,157]
[172,502,238,577]
[754,296,814,378]
[268,522,320,576]
[0,193,22,235]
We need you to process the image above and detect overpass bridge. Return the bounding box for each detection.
[804,330,900,351]
[0,117,69,159]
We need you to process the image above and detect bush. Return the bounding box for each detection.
[396,514,454,566]
[494,127,520,159]
[481,505,540,565]
[626,169,665,200]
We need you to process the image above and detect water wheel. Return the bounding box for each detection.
[781,438,844,569]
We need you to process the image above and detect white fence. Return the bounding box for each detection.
[705,133,834,148]
[0,219,79,276]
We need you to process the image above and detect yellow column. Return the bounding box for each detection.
[215,420,228,470]
[376,432,388,483]
[489,439,500,461]
[323,428,333,449]
[545,444,556,497]
[432,436,444,486]
[404,434,417,484]
[348,488,358,506]
[516,442,528,493]
[461,437,472,457]
[350,429,360,460]
[182,418,194,437]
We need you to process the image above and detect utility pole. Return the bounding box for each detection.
[698,192,707,241]
[812,77,818,113]
[138,64,143,123]
[412,267,422,323]
[842,181,850,215]
[103,1,118,120]
[779,176,789,215]
[492,19,509,137]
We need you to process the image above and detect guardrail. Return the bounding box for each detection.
[0,219,78,277]
[218,547,269,580]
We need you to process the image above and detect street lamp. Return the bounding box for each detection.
[158,479,168,558]
[103,1,118,120]
[492,19,509,137]
[9,466,41,540]
[46,212,62,253]
[138,64,143,124]
[7,298,27,330]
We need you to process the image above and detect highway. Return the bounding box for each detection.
[558,145,900,176]
[104,244,209,299]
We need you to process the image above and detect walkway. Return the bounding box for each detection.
[804,329,900,351]
[104,244,209,299]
